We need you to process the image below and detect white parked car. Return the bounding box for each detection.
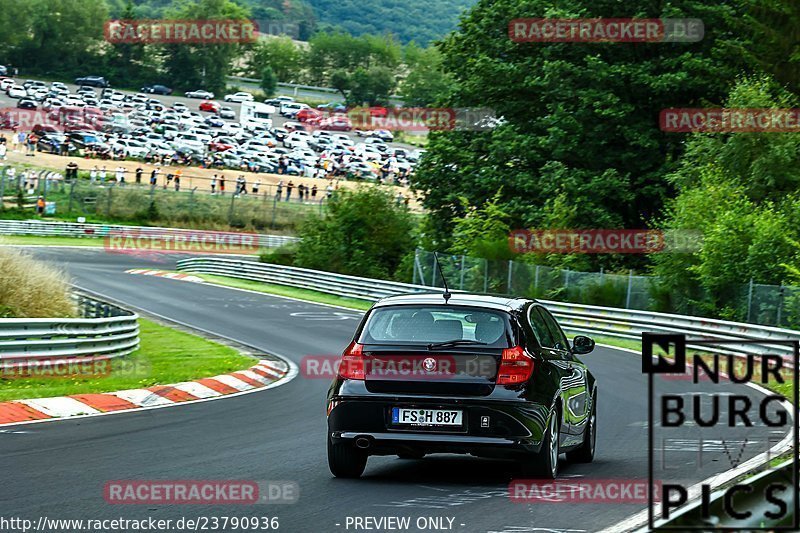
[219,106,236,119]
[224,92,254,103]
[170,132,206,153]
[283,131,313,149]
[112,139,149,158]
[7,85,27,98]
[185,89,214,99]
[279,102,310,118]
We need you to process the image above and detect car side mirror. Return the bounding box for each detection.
[572,335,595,355]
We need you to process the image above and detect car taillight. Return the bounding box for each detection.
[338,342,365,380]
[496,346,534,385]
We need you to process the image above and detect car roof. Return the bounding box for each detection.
[372,292,529,312]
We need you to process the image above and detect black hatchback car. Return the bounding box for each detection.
[327,293,598,479]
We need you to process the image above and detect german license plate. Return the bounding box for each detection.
[392,407,463,426]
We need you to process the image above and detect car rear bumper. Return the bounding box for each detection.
[327,397,549,457]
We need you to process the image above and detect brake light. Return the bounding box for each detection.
[496,346,534,385]
[338,342,365,380]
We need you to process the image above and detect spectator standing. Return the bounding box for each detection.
[304,184,310,201]
[174,172,180,191]
[10,132,18,152]
[149,168,158,191]
[297,183,305,202]
[276,180,283,200]
[16,131,25,152]
[286,180,294,201]
[239,175,247,195]
[326,184,333,199]
[252,179,260,195]
[98,166,106,184]
[90,166,98,184]
[36,196,45,215]
[211,175,217,195]
[66,161,78,182]
[115,166,125,185]
[135,166,143,184]
[219,174,225,195]
[26,133,38,156]
[311,184,318,200]
[0,142,6,161]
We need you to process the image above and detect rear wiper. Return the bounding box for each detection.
[427,339,488,350]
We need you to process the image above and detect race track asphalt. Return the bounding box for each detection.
[0,247,790,533]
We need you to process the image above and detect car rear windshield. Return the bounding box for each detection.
[358,305,512,348]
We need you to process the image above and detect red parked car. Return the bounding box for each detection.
[199,100,220,113]
[208,137,235,152]
[297,108,323,123]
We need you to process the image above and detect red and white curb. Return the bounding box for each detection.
[0,359,290,427]
[126,269,205,283]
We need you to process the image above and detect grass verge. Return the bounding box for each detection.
[0,235,106,247]
[0,318,256,401]
[195,273,372,311]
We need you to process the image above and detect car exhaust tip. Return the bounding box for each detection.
[355,437,371,449]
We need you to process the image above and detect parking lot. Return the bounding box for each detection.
[0,74,424,188]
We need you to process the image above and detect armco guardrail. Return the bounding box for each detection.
[177,257,438,301]
[0,220,299,249]
[176,257,800,357]
[0,292,139,367]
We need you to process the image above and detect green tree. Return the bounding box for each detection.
[162,0,251,94]
[260,65,277,97]
[247,36,305,82]
[16,0,108,75]
[415,0,753,255]
[400,44,451,106]
[347,66,395,105]
[293,188,416,280]
[652,76,800,318]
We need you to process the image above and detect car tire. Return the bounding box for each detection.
[566,392,596,464]
[327,436,367,478]
[521,408,560,479]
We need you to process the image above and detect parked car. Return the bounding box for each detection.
[75,76,109,88]
[219,106,236,119]
[141,84,172,95]
[224,92,254,103]
[17,99,37,109]
[326,293,598,479]
[185,89,215,99]
[199,100,221,113]
[369,129,394,142]
[36,133,68,153]
[7,85,27,99]
[318,115,353,132]
[297,108,323,123]
[112,139,149,158]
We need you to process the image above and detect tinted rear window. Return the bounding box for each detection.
[358,305,512,348]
